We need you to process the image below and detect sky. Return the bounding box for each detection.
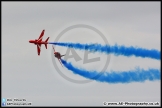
[2,1,160,106]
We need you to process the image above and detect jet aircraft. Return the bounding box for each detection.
[29,30,49,55]
[52,45,65,67]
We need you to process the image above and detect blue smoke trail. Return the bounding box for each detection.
[61,59,160,83]
[49,42,160,60]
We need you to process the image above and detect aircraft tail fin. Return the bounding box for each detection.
[45,37,49,49]
[61,54,66,57]
[45,37,49,42]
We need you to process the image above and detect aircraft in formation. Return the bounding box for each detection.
[52,45,65,67]
[29,30,49,55]
[29,29,65,67]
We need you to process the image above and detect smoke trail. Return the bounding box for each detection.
[61,59,160,83]
[49,42,160,60]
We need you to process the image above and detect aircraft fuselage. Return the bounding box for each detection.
[29,40,48,44]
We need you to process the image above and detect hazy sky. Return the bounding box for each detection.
[2,2,160,106]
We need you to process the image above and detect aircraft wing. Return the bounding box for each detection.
[52,45,55,52]
[38,30,45,41]
[37,44,41,55]
[58,58,63,67]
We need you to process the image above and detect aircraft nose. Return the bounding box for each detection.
[29,40,32,43]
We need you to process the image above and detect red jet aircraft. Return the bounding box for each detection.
[29,30,49,55]
[52,45,66,67]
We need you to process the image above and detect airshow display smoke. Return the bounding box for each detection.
[61,59,160,83]
[50,42,160,83]
[49,42,160,60]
